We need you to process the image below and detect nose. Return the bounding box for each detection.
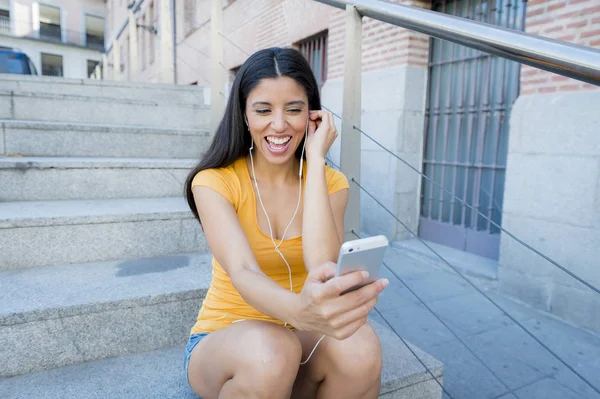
[270,111,287,133]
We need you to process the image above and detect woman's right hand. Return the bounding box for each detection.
[292,262,389,340]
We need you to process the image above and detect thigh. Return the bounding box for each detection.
[292,322,382,398]
[187,320,302,399]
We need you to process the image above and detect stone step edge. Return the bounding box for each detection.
[0,198,194,229]
[0,89,210,109]
[1,119,211,136]
[0,74,209,93]
[1,289,205,328]
[0,156,198,169]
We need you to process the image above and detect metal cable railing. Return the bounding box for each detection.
[318,105,600,296]
[352,176,600,395]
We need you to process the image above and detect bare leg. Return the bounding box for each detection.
[292,322,382,399]
[187,320,302,399]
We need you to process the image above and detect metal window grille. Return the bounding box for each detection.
[419,0,527,259]
[298,31,328,88]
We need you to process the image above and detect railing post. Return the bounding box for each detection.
[159,0,175,84]
[128,7,139,81]
[341,5,362,241]
[210,0,225,133]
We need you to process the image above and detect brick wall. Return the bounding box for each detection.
[327,0,431,80]
[521,0,600,94]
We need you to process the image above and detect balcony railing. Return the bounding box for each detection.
[0,17,105,52]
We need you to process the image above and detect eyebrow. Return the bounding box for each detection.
[251,100,306,107]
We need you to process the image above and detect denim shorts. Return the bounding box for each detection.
[183,332,210,385]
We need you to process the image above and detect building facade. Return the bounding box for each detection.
[0,0,105,78]
[103,0,600,333]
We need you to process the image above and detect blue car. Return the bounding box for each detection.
[0,50,38,75]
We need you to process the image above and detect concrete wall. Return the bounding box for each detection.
[497,0,600,335]
[322,64,428,241]
[498,90,600,334]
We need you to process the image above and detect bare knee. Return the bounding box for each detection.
[330,323,382,384]
[238,322,303,395]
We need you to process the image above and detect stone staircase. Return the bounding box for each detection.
[0,74,443,398]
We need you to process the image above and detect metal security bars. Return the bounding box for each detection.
[298,31,329,88]
[420,0,527,259]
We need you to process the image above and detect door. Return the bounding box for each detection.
[419,0,526,259]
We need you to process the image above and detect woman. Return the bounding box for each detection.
[183,47,389,399]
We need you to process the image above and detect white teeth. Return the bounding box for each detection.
[266,136,291,145]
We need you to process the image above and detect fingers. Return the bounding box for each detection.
[328,297,377,331]
[308,118,317,135]
[307,261,337,283]
[323,269,370,296]
[331,277,388,313]
[331,317,368,340]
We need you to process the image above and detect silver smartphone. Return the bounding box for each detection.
[334,235,389,294]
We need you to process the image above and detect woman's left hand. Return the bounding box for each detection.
[306,110,338,161]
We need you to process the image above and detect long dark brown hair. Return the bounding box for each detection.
[184,47,322,224]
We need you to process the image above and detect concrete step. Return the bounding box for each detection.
[0,331,443,399]
[0,120,211,158]
[0,74,208,105]
[0,90,210,129]
[0,157,198,201]
[0,259,443,397]
[0,197,207,270]
[0,252,213,378]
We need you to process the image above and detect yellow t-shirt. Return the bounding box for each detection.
[189,156,349,335]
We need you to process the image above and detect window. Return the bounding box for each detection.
[298,31,328,88]
[87,60,99,77]
[41,53,63,76]
[85,14,105,51]
[0,3,9,35]
[39,4,62,43]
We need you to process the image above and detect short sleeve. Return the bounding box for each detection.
[191,168,238,208]
[326,166,350,195]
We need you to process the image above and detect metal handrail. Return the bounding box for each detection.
[315,0,600,86]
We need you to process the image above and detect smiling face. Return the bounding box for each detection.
[244,76,309,165]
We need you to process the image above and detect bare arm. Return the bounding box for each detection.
[302,157,348,271]
[302,110,348,272]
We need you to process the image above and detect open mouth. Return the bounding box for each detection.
[264,136,292,154]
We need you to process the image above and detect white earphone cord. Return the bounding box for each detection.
[247,117,325,365]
